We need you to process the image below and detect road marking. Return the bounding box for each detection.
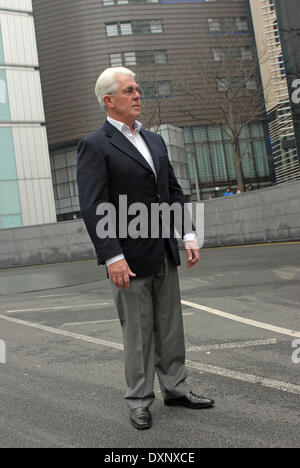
[5,305,191,316]
[0,313,299,396]
[181,300,300,338]
[0,314,123,350]
[62,319,119,327]
[186,360,300,396]
[187,339,277,352]
[63,312,194,327]
[37,293,81,298]
[5,303,110,313]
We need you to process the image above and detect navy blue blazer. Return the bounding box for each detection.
[77,120,190,277]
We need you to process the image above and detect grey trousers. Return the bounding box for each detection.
[111,252,190,409]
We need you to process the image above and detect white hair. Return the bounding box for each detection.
[95,67,136,111]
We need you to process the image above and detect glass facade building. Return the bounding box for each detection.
[250,0,300,183]
[0,27,22,229]
[0,0,56,229]
[184,121,271,199]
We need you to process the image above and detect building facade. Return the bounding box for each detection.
[250,0,300,183]
[0,0,56,229]
[32,0,272,217]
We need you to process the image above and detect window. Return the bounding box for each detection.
[107,20,163,37]
[158,81,171,96]
[141,80,171,98]
[241,46,253,60]
[217,76,258,92]
[212,48,225,61]
[0,26,4,65]
[236,17,249,31]
[124,52,136,66]
[209,16,250,33]
[142,82,156,98]
[231,76,244,89]
[213,46,253,62]
[154,50,167,64]
[208,18,220,32]
[133,20,149,34]
[103,0,158,4]
[150,20,163,34]
[110,53,122,67]
[0,70,10,121]
[106,24,118,37]
[184,122,270,195]
[222,17,235,32]
[229,47,241,60]
[136,50,153,64]
[110,49,167,67]
[246,78,258,90]
[120,22,132,35]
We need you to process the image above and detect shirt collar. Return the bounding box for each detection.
[107,117,142,135]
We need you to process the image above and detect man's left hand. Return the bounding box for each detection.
[184,241,200,268]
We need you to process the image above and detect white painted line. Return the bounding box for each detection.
[5,303,110,313]
[62,319,119,327]
[181,300,300,338]
[37,293,81,298]
[0,314,123,350]
[186,360,300,396]
[187,338,277,352]
[0,314,299,396]
[182,312,194,317]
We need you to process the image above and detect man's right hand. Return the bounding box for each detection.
[107,259,136,290]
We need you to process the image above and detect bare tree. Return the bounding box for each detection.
[137,70,174,133]
[174,34,269,192]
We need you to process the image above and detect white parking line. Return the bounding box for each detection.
[63,312,193,327]
[187,339,277,352]
[186,360,300,396]
[5,303,110,313]
[0,314,123,350]
[181,300,300,338]
[0,313,299,396]
[63,319,119,327]
[37,294,81,298]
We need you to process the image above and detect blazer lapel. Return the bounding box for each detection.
[140,129,160,177]
[105,121,154,174]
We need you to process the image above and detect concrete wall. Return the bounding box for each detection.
[0,219,95,269]
[0,181,299,269]
[203,181,300,247]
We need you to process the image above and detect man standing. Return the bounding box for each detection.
[77,67,214,430]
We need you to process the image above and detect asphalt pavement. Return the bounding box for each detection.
[0,243,299,448]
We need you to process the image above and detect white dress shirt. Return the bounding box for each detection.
[105,117,198,266]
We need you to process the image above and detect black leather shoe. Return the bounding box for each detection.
[130,407,152,430]
[164,392,215,409]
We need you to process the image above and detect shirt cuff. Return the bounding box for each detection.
[105,254,125,267]
[183,232,198,243]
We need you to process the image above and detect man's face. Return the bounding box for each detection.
[106,74,142,125]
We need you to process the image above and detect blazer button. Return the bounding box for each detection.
[157,194,161,201]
